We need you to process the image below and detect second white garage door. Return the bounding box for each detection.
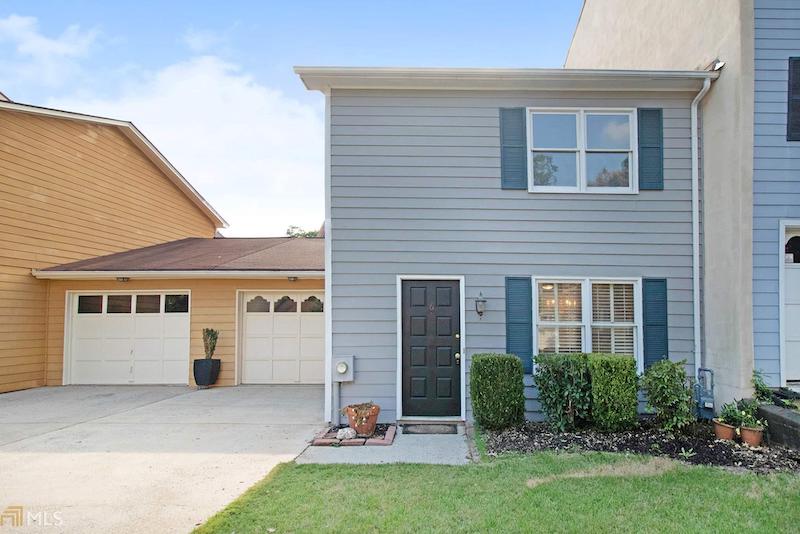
[241,291,325,384]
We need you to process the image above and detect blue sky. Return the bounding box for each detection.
[0,1,583,235]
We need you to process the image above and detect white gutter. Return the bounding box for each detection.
[32,270,324,280]
[691,77,712,379]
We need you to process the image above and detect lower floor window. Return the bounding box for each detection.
[536,278,641,362]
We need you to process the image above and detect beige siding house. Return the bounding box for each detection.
[1,100,324,393]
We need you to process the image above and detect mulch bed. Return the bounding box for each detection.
[485,420,800,474]
[312,424,396,446]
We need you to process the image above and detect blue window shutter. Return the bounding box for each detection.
[642,278,669,369]
[638,108,663,190]
[505,277,533,373]
[500,108,527,190]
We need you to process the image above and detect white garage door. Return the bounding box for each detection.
[69,292,190,384]
[786,266,800,382]
[241,291,324,384]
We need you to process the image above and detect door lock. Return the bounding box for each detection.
[454,333,460,339]
[454,352,461,365]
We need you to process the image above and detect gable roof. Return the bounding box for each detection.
[0,100,227,229]
[295,66,719,92]
[33,237,324,279]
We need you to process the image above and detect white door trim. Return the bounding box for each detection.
[395,275,466,421]
[236,289,326,385]
[63,289,191,385]
[779,219,800,386]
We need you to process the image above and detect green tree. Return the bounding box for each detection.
[286,225,320,238]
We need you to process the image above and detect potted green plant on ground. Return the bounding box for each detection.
[740,408,768,447]
[193,328,220,388]
[713,402,741,441]
[342,401,380,437]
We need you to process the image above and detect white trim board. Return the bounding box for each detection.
[779,220,800,387]
[33,270,324,280]
[395,275,467,422]
[323,89,333,422]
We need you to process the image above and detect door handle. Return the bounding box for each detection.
[454,352,461,365]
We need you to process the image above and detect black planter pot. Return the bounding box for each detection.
[193,358,221,387]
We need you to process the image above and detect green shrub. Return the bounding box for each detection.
[470,354,525,430]
[752,369,773,403]
[640,359,695,431]
[587,354,639,432]
[533,353,591,431]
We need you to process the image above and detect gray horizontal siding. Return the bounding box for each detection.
[753,0,800,384]
[329,89,699,422]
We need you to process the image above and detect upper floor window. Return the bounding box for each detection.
[528,109,637,194]
[788,58,800,141]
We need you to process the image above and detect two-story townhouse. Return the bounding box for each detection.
[297,67,718,422]
[566,0,800,403]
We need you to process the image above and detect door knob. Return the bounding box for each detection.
[454,333,460,339]
[454,352,461,365]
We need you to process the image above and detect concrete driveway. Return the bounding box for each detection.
[0,385,323,533]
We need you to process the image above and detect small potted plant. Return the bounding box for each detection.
[713,402,740,441]
[193,328,220,388]
[341,401,380,437]
[739,410,768,447]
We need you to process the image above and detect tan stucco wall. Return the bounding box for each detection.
[45,277,324,386]
[0,110,220,393]
[567,0,755,403]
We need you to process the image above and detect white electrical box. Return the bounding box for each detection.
[332,355,354,382]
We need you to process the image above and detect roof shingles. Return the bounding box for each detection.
[41,237,324,272]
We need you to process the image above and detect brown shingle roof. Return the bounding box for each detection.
[40,237,324,272]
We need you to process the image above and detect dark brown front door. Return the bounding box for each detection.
[402,280,461,417]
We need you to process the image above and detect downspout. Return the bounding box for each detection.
[691,77,712,380]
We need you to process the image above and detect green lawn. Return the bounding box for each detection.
[197,447,800,534]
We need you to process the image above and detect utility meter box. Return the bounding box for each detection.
[332,355,354,382]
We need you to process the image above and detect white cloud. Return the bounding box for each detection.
[0,14,98,87]
[49,56,325,237]
[181,28,225,53]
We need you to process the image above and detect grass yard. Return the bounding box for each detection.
[197,449,800,533]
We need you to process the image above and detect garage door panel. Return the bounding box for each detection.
[103,316,134,336]
[73,339,104,361]
[104,339,133,360]
[135,316,163,336]
[273,337,300,359]
[243,360,272,383]
[299,337,324,360]
[273,315,300,335]
[300,361,324,383]
[786,268,800,304]
[163,315,189,334]
[300,315,324,335]
[74,360,130,384]
[163,337,189,359]
[74,317,105,338]
[245,315,273,336]
[273,360,300,382]
[134,338,163,359]
[244,337,272,359]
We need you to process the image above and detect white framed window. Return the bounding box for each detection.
[527,108,638,194]
[533,277,644,372]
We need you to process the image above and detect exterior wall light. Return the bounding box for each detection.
[287,276,298,282]
[116,277,130,282]
[475,292,487,318]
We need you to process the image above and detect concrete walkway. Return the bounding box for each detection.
[297,425,471,465]
[0,385,324,533]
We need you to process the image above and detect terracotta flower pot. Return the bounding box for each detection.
[712,419,737,441]
[345,404,380,437]
[740,426,764,447]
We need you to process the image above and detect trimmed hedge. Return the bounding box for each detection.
[587,354,638,432]
[533,353,591,431]
[470,354,525,430]
[640,359,695,431]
